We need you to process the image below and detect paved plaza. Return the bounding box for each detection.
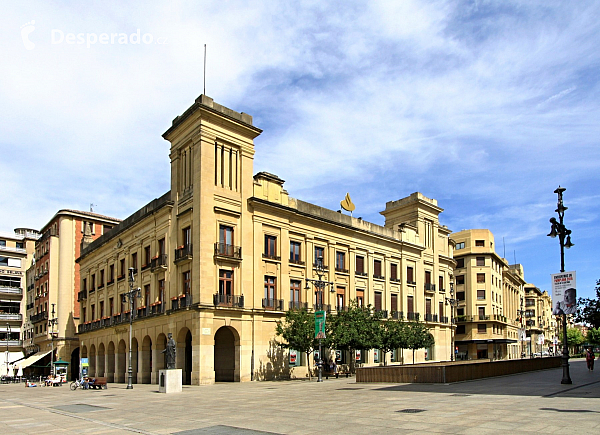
[1,359,598,435]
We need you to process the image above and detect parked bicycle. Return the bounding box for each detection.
[70,378,84,390]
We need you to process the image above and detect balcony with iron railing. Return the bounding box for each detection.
[476,315,490,321]
[289,301,308,310]
[170,293,192,311]
[289,258,306,266]
[424,283,436,292]
[150,302,165,315]
[373,274,385,280]
[150,254,168,272]
[214,243,242,261]
[390,277,401,283]
[262,253,281,261]
[262,298,284,311]
[213,293,244,308]
[355,271,368,277]
[335,267,349,274]
[407,312,420,321]
[174,244,193,263]
[441,316,449,323]
[78,289,87,301]
[30,312,48,323]
[391,311,403,320]
[375,309,388,318]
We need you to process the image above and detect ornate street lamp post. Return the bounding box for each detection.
[517,297,526,358]
[123,268,141,389]
[445,277,457,361]
[48,304,58,377]
[547,186,573,384]
[305,256,334,382]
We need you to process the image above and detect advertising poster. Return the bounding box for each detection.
[551,271,577,315]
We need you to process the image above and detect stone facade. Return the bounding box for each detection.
[76,95,456,385]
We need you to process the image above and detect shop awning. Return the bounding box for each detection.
[15,350,52,369]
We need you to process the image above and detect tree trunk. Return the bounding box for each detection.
[413,349,415,364]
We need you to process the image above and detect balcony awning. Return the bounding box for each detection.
[15,350,52,369]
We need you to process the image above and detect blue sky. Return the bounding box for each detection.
[1,1,599,299]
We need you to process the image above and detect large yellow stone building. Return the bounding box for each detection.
[76,95,456,384]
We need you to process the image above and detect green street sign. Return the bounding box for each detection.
[315,310,326,339]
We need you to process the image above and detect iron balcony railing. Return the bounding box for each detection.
[262,253,281,261]
[213,293,244,308]
[441,316,449,323]
[375,309,388,318]
[171,293,192,311]
[390,277,401,283]
[289,258,306,266]
[30,312,48,323]
[214,243,242,260]
[355,271,368,277]
[262,298,284,310]
[0,339,23,347]
[407,312,420,321]
[151,302,165,315]
[425,313,433,322]
[150,254,168,271]
[424,283,436,291]
[373,274,385,280]
[174,244,193,262]
[391,311,403,320]
[335,267,349,274]
[289,301,308,310]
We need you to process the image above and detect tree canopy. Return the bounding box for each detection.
[275,308,319,357]
[559,327,585,347]
[586,328,600,345]
[576,279,600,329]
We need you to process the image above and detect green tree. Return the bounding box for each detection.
[586,328,600,345]
[405,321,435,364]
[576,279,600,329]
[328,300,379,371]
[377,319,408,366]
[559,327,585,354]
[275,308,319,378]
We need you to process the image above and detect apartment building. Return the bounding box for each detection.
[26,210,120,379]
[523,283,556,356]
[451,229,553,360]
[0,228,39,376]
[76,95,456,385]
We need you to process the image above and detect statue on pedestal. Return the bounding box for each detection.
[162,332,176,369]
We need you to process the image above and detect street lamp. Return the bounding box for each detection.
[547,185,573,384]
[123,267,141,389]
[516,297,526,358]
[305,256,334,382]
[5,323,10,375]
[445,276,457,361]
[48,304,58,377]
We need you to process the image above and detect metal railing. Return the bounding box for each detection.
[391,311,403,320]
[214,243,242,260]
[262,298,284,310]
[213,293,244,308]
[171,293,192,310]
[289,301,308,310]
[262,253,281,261]
[0,313,22,321]
[425,283,436,291]
[174,244,193,262]
[150,254,168,271]
[407,312,420,321]
[30,312,48,323]
[0,286,23,295]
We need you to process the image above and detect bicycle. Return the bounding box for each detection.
[70,379,84,390]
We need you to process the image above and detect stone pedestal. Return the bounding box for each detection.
[158,369,182,394]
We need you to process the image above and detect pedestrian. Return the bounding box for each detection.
[585,347,595,371]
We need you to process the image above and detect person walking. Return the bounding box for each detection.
[585,347,595,371]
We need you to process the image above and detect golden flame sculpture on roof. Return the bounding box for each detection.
[340,193,356,214]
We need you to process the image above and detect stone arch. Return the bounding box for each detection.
[117,339,127,383]
[141,335,152,384]
[107,341,116,382]
[97,343,106,377]
[214,326,240,382]
[131,337,139,384]
[89,344,96,376]
[177,327,192,385]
